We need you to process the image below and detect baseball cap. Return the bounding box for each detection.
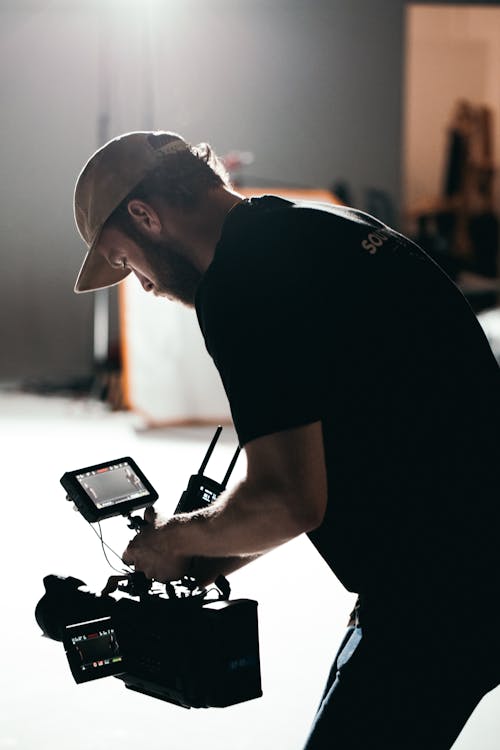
[73,130,189,293]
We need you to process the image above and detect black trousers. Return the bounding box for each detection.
[303,596,500,749]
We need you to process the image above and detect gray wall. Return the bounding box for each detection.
[2,0,478,384]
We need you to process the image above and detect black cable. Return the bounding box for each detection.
[87,519,132,575]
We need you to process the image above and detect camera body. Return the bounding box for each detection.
[36,573,261,709]
[35,428,262,709]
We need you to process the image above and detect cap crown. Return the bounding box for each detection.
[74,131,188,247]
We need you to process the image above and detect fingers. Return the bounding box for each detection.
[122,549,134,567]
[121,508,182,581]
[122,537,138,566]
[121,544,155,582]
[144,505,157,525]
[122,521,153,567]
[122,536,151,572]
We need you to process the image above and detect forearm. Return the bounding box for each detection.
[189,553,263,587]
[169,476,318,559]
[122,424,327,583]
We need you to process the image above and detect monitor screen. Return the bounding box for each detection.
[76,461,149,510]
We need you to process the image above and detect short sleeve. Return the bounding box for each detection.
[196,219,324,446]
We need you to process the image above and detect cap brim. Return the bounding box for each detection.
[74,233,131,293]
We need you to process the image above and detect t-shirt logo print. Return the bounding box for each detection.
[361,230,389,255]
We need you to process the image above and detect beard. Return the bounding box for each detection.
[137,234,203,307]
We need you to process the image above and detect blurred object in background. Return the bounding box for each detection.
[330,180,353,207]
[118,277,232,427]
[403,5,500,314]
[363,188,396,228]
[408,99,499,313]
[222,149,255,187]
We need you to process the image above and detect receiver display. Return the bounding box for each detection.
[64,617,126,683]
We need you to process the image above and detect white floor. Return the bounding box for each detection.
[1,392,499,750]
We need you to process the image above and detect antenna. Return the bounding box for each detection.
[198,425,223,475]
[221,447,241,490]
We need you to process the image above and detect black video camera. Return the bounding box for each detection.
[35,428,262,709]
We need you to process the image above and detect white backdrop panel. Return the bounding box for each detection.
[121,276,231,424]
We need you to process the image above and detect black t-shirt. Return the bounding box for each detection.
[196,196,500,596]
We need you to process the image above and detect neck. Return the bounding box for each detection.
[168,187,244,273]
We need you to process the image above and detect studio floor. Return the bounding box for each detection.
[1,392,499,750]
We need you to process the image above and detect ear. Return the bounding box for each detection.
[127,199,162,236]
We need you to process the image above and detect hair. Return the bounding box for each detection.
[106,132,232,234]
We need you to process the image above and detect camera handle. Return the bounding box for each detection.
[126,513,148,532]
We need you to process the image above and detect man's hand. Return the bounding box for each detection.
[122,506,192,582]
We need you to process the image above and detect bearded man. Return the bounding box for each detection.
[73,131,500,749]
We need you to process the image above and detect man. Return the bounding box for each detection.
[73,130,500,749]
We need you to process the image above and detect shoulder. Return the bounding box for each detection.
[195,199,371,317]
[204,196,376,280]
[220,195,378,246]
